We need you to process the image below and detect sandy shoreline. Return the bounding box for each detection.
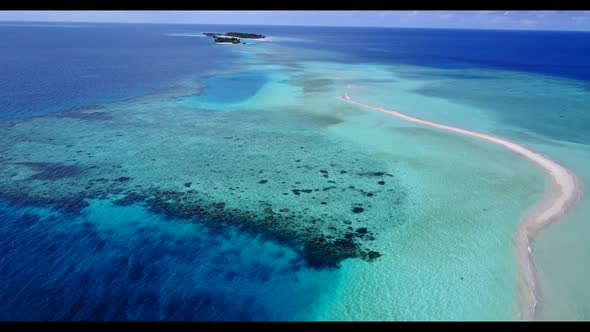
[338,93,582,320]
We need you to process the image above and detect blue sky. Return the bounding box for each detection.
[1,11,590,31]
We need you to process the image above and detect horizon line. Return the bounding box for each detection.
[1,19,590,33]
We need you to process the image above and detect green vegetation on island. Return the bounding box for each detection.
[225,32,266,39]
[213,37,241,44]
[203,32,266,45]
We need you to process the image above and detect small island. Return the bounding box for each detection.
[203,32,266,45]
[213,37,241,44]
[224,32,266,39]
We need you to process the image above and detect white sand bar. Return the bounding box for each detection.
[338,93,583,320]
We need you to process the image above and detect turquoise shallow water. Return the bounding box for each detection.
[269,58,545,320]
[182,72,268,105]
[1,24,589,321]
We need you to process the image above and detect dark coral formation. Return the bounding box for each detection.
[0,163,396,269]
[0,190,91,214]
[0,92,406,270]
[53,109,113,122]
[352,207,365,214]
[138,187,381,269]
[15,162,85,180]
[359,171,394,177]
[113,193,145,206]
[291,189,313,196]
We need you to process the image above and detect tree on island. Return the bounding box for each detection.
[213,37,241,44]
[203,32,265,44]
[225,32,266,39]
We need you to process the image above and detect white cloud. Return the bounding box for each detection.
[477,11,499,16]
[534,11,556,19]
[572,16,590,21]
[398,11,419,23]
[519,19,536,25]
[438,13,456,19]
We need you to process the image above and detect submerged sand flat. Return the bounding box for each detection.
[338,93,582,320]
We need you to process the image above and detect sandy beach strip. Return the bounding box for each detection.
[337,93,582,320]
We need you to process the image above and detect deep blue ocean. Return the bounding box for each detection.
[251,25,590,81]
[2,23,589,122]
[0,23,236,120]
[1,22,590,321]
